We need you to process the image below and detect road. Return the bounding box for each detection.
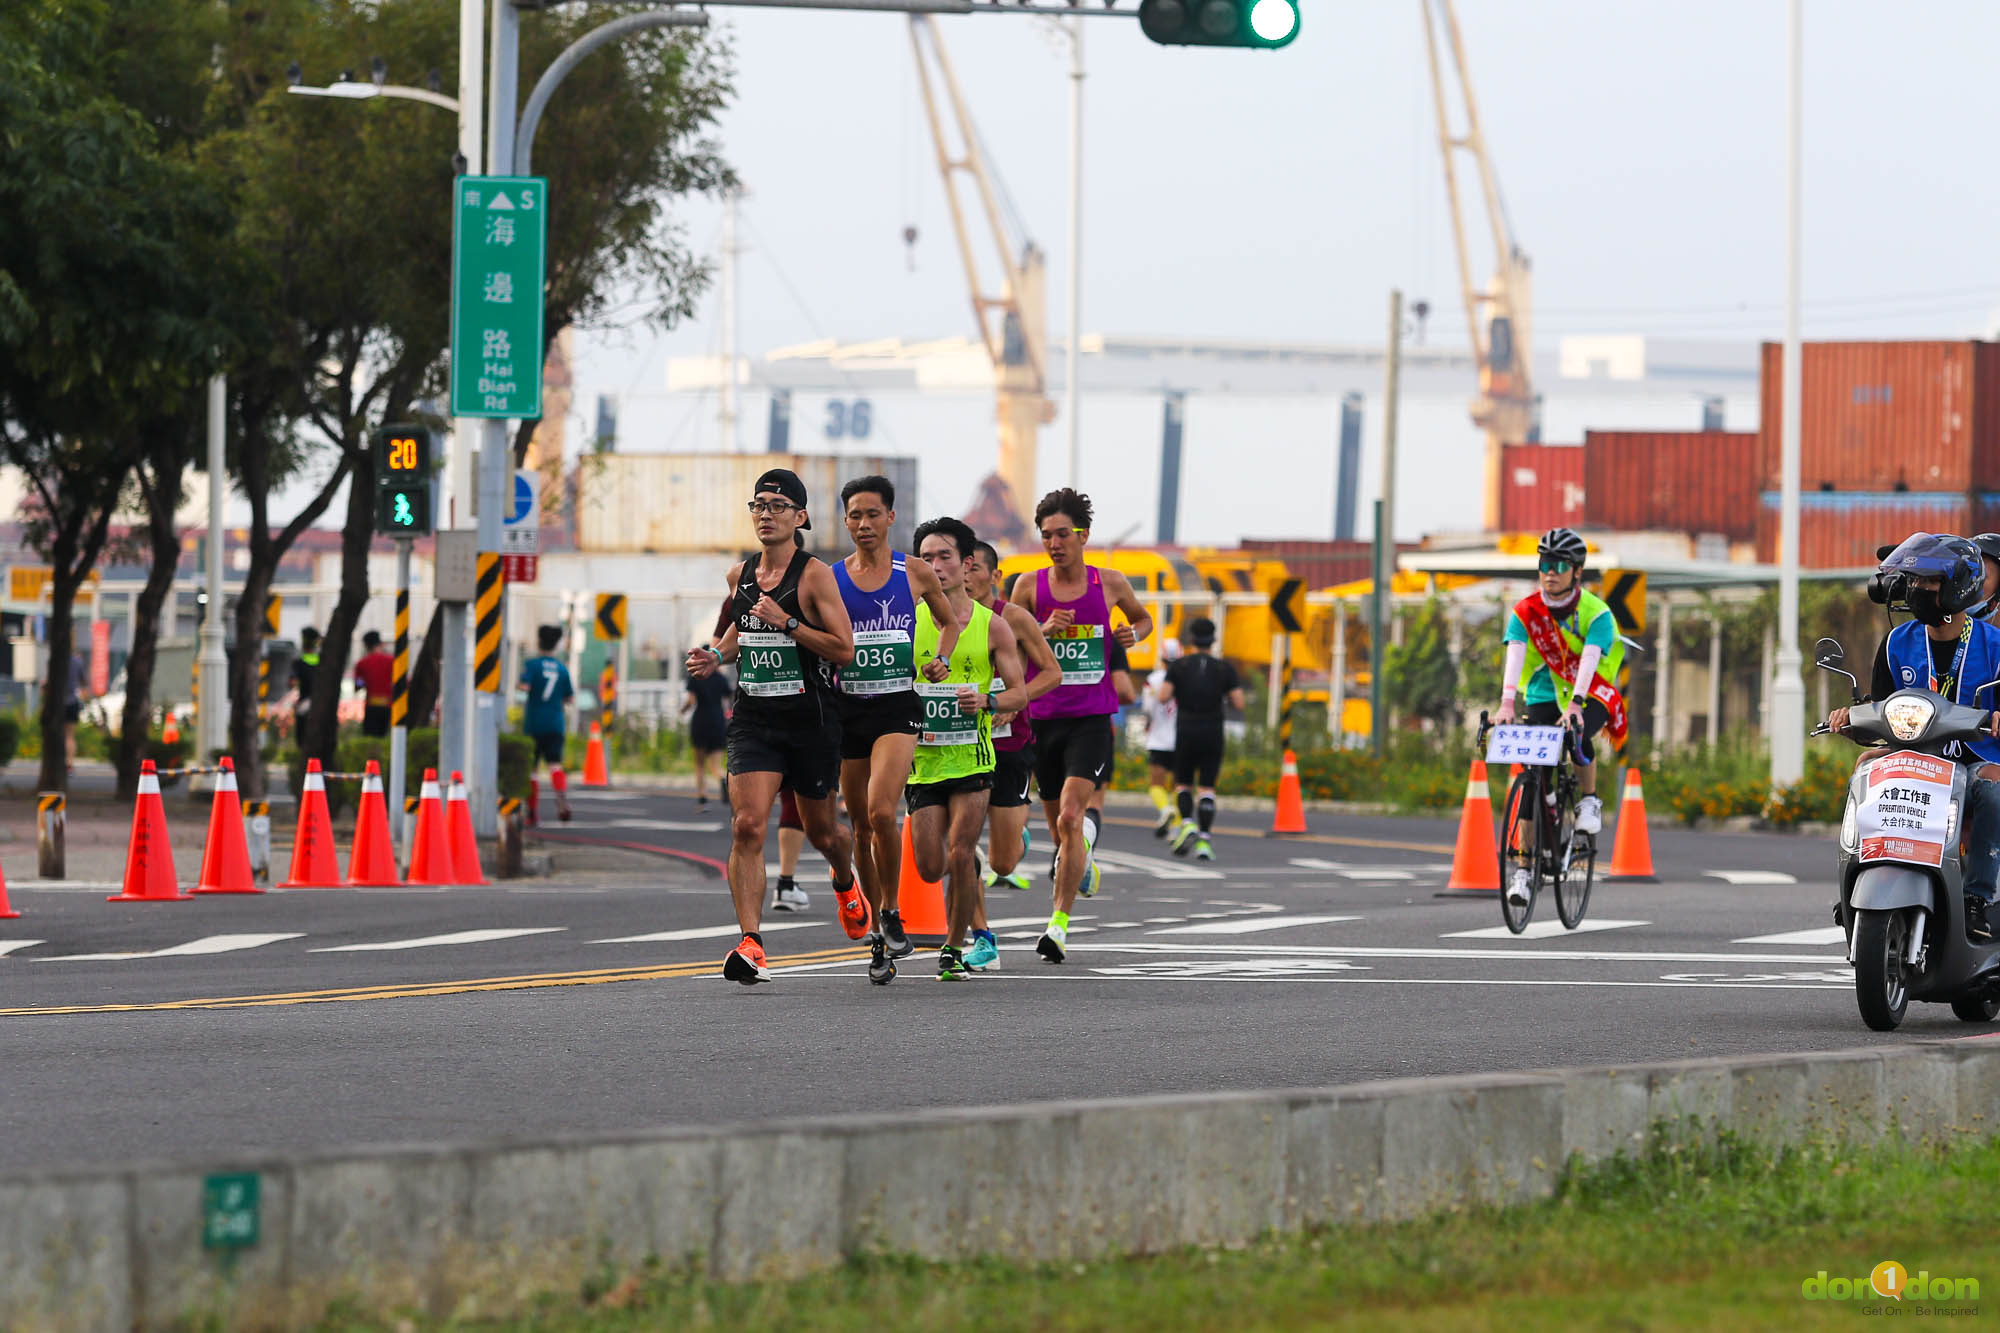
[0,786,1951,1175]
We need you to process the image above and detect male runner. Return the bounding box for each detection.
[963,539,1061,964]
[900,517,1031,982]
[354,631,395,737]
[1142,639,1185,839]
[518,624,575,825]
[686,468,866,984]
[832,475,958,961]
[1157,617,1243,861]
[1010,489,1154,963]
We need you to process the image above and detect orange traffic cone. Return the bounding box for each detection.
[407,768,453,885]
[1270,749,1308,835]
[161,714,180,746]
[281,758,342,888]
[582,723,609,786]
[895,815,947,938]
[109,760,188,902]
[1606,767,1658,881]
[0,851,18,919]
[1445,758,1501,891]
[445,770,488,885]
[344,760,400,886]
[193,757,261,895]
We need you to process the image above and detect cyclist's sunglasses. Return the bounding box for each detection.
[1538,556,1577,575]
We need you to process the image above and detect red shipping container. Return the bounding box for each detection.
[1496,443,1585,534]
[1583,430,1758,540]
[1754,491,1970,569]
[1237,538,1416,590]
[1758,341,2000,492]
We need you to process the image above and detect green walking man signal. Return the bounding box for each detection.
[1139,0,1300,48]
[373,424,436,536]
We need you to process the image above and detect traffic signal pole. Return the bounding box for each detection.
[391,537,412,846]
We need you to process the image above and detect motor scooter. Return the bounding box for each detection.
[1815,637,2000,1030]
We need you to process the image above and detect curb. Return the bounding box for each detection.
[5,1038,1996,1330]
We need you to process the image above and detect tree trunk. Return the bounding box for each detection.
[36,536,79,795]
[304,445,375,766]
[404,602,446,728]
[229,562,276,800]
[115,456,187,798]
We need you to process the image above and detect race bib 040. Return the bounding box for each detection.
[738,632,805,697]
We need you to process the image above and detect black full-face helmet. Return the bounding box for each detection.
[1870,533,1984,624]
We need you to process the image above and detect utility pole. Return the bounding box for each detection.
[441,0,485,809]
[1770,0,1806,788]
[720,184,741,453]
[1370,289,1403,759]
[198,373,228,761]
[1065,15,1084,489]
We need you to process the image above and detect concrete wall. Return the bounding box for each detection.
[6,1038,1998,1331]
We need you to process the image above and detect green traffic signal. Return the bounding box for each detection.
[1139,0,1299,48]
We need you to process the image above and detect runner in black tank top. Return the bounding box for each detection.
[685,468,868,985]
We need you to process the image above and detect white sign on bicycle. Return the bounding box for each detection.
[1487,725,1567,767]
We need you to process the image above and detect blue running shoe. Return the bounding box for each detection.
[963,935,1001,971]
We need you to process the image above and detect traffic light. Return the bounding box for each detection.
[1139,0,1300,48]
[373,423,436,536]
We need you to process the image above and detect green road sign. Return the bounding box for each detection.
[202,1172,261,1251]
[450,175,547,419]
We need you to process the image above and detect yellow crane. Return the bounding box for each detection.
[908,15,1054,547]
[1421,0,1539,532]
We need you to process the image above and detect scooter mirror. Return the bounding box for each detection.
[1814,636,1844,667]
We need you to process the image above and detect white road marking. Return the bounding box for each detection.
[1090,851,1223,881]
[0,941,47,958]
[1143,917,1187,925]
[1733,926,1848,946]
[1287,858,1452,876]
[5,880,122,891]
[1093,958,1368,979]
[40,933,305,962]
[562,792,653,802]
[311,928,566,953]
[608,818,725,833]
[1338,871,1413,881]
[1063,941,1851,965]
[1100,921,1143,928]
[1704,870,1799,886]
[1150,914,1361,936]
[999,927,1096,940]
[593,922,818,944]
[1139,896,1190,903]
[1442,919,1651,941]
[987,915,1091,929]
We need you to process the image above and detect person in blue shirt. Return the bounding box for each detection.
[518,624,575,825]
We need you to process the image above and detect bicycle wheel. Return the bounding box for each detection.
[1500,770,1539,934]
[1552,766,1593,929]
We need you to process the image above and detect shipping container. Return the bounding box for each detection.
[1583,430,1758,540]
[575,453,919,555]
[1754,491,1970,569]
[1496,443,1585,534]
[1236,538,1417,592]
[1758,341,2000,492]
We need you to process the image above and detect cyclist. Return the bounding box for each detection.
[1493,528,1627,909]
[1828,534,2000,942]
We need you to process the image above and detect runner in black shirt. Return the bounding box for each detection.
[1157,617,1243,861]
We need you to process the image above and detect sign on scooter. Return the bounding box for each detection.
[1486,725,1566,767]
[1856,751,1954,868]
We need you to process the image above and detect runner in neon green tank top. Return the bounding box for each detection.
[909,517,1031,981]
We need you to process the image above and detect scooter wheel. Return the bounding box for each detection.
[1949,995,2000,1023]
[1853,909,1911,1032]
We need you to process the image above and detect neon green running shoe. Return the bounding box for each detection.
[937,946,971,981]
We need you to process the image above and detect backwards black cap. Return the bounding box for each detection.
[753,468,810,530]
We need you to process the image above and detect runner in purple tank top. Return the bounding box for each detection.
[1008,489,1154,964]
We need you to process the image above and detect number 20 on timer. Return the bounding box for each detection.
[372,423,435,535]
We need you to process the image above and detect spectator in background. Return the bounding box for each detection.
[682,641,732,807]
[54,651,84,773]
[289,627,321,739]
[354,630,395,736]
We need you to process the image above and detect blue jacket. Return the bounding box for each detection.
[1884,618,2000,765]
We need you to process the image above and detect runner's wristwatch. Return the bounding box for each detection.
[782,616,800,636]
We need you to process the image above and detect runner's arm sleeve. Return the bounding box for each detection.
[1569,645,1602,705]
[1501,640,1527,703]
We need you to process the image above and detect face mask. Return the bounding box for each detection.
[1907,585,1949,627]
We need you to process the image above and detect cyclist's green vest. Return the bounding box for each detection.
[1519,589,1626,708]
[912,600,994,785]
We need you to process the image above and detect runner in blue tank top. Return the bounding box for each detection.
[1008,488,1154,964]
[832,475,960,970]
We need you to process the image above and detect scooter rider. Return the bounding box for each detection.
[1828,534,2000,942]
[1967,533,2000,625]
[1494,528,1629,908]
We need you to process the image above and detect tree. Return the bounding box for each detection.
[1383,598,1460,728]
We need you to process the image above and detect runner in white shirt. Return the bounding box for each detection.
[1141,639,1184,839]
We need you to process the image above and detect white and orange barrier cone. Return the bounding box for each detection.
[1445,759,1501,892]
[1270,749,1308,835]
[895,815,946,938]
[582,722,610,787]
[0,850,18,919]
[406,768,453,885]
[108,760,188,902]
[344,760,401,887]
[1606,767,1658,881]
[193,757,261,895]
[445,771,488,885]
[281,758,342,888]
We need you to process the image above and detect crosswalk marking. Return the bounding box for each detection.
[1338,871,1412,881]
[1150,914,1361,936]
[1733,926,1847,946]
[593,922,817,944]
[1090,851,1223,881]
[1143,917,1187,925]
[310,928,566,953]
[1442,919,1650,941]
[1703,870,1799,886]
[41,934,306,962]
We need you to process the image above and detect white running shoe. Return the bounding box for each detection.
[1575,795,1603,836]
[1507,869,1533,908]
[772,881,810,913]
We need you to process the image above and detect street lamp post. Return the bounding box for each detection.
[1770,0,1806,788]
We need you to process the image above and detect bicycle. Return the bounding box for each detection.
[1478,710,1597,934]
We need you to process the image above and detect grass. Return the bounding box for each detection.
[295,1129,1998,1332]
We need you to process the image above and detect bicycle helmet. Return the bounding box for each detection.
[1537,527,1588,568]
[1870,533,1984,623]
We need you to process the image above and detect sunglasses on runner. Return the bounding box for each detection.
[1538,557,1576,575]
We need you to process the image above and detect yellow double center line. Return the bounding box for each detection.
[0,945,872,1018]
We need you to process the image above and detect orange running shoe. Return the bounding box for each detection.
[722,935,772,985]
[834,871,872,940]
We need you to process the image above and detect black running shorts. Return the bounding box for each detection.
[1522,698,1610,765]
[990,746,1036,809]
[1173,724,1226,789]
[728,715,841,799]
[1032,714,1116,802]
[836,689,924,761]
[906,770,992,814]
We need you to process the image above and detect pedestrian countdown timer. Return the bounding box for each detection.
[374,424,436,535]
